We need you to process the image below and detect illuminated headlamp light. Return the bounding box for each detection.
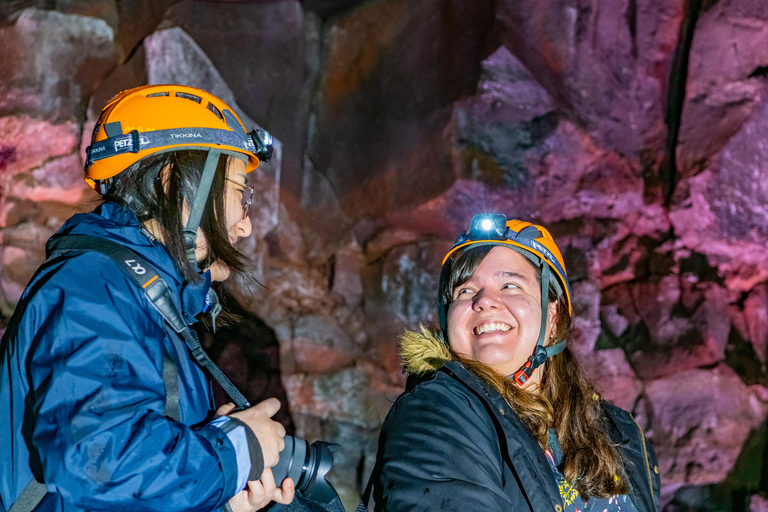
[250,128,273,162]
[468,213,508,241]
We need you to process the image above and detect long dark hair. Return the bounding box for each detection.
[441,244,629,499]
[103,150,248,283]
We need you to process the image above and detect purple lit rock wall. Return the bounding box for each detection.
[1,0,767,510]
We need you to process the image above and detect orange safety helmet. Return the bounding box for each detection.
[438,214,571,386]
[84,84,272,189]
[85,84,274,262]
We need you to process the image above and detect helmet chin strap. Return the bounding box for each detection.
[184,149,222,265]
[512,263,567,386]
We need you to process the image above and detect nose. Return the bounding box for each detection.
[235,215,252,239]
[472,289,501,311]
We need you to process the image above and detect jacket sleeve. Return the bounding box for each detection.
[369,375,515,511]
[25,257,249,512]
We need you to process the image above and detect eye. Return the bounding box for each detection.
[502,283,520,290]
[453,287,474,299]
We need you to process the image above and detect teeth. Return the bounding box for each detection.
[475,322,511,335]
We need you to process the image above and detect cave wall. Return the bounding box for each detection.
[1,0,767,510]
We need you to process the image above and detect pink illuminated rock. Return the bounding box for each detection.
[0,116,79,185]
[601,278,732,380]
[495,0,682,162]
[751,495,768,512]
[670,91,768,292]
[579,348,642,413]
[646,365,768,488]
[676,0,768,172]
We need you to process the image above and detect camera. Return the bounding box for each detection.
[271,435,340,504]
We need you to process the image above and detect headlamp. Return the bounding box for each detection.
[250,128,273,163]
[468,213,508,241]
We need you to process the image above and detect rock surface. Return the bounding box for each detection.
[2,1,768,510]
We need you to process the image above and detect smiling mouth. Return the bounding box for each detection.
[474,322,512,335]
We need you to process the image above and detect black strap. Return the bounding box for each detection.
[46,235,250,409]
[162,354,181,421]
[184,149,221,262]
[355,477,373,512]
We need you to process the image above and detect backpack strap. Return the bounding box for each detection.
[8,479,46,512]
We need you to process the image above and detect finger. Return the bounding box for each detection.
[215,402,236,417]
[275,422,286,438]
[273,477,295,505]
[277,435,285,453]
[254,397,280,417]
[259,468,277,494]
[243,480,266,507]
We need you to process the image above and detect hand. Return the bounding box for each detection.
[228,470,294,512]
[231,398,286,468]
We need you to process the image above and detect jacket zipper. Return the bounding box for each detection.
[632,416,653,498]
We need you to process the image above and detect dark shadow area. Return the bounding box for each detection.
[197,296,295,433]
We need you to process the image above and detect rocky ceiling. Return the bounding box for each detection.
[1,0,767,510]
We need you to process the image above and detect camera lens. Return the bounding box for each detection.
[270,435,339,504]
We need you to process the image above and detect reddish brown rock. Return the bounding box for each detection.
[646,365,768,489]
[283,364,395,428]
[276,313,358,376]
[0,117,79,187]
[331,240,364,309]
[742,284,768,364]
[114,0,180,62]
[0,8,117,121]
[167,0,319,197]
[308,0,494,219]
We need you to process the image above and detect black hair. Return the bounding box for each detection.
[103,150,248,283]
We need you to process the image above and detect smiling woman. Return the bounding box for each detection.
[360,214,662,512]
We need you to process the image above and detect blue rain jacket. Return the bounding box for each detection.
[0,203,254,512]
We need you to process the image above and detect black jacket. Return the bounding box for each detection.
[364,328,661,512]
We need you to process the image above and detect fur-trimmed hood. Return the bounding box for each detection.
[399,325,453,375]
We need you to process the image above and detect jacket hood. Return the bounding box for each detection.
[400,325,453,375]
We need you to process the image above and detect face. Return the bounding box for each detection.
[447,246,556,388]
[194,157,253,282]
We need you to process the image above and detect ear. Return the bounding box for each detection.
[546,301,559,340]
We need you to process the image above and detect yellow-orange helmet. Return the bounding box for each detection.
[438,214,571,386]
[441,215,571,315]
[84,84,272,189]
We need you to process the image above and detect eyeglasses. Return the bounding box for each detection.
[226,178,254,220]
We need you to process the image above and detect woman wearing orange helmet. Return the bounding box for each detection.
[0,85,295,512]
[360,214,661,512]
